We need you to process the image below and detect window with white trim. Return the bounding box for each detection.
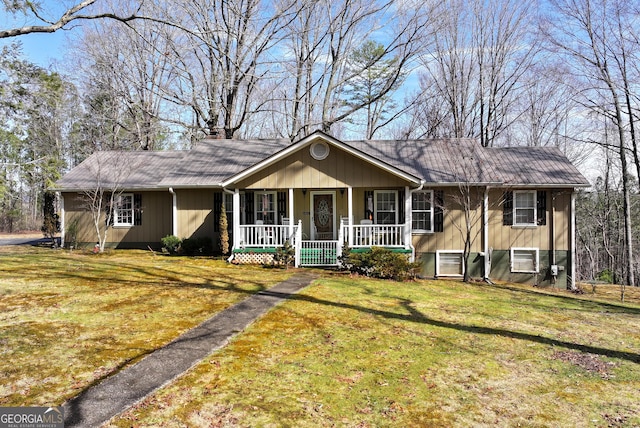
[374,190,397,224]
[255,191,276,224]
[436,250,464,277]
[224,193,234,231]
[511,248,539,273]
[412,190,433,232]
[514,191,536,226]
[114,193,134,226]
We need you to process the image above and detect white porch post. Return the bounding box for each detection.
[233,189,241,248]
[289,187,294,237]
[347,186,353,247]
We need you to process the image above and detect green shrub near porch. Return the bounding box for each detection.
[340,246,420,281]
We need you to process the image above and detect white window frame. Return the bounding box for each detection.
[374,190,398,225]
[513,190,536,226]
[114,193,134,227]
[223,193,234,231]
[436,250,464,277]
[411,190,434,233]
[511,247,539,273]
[255,191,277,224]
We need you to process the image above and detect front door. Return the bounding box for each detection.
[311,191,335,240]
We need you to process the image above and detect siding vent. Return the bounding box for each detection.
[310,141,330,160]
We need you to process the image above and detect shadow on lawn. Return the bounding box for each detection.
[0,250,276,295]
[478,282,640,315]
[260,289,640,365]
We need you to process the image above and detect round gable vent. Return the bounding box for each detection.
[310,141,330,160]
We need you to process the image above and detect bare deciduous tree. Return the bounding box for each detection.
[544,0,636,289]
[0,0,150,38]
[80,152,134,252]
[73,16,178,151]
[413,0,538,146]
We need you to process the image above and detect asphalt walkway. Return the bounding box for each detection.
[62,272,317,427]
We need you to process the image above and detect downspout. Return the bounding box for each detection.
[168,188,177,237]
[407,180,426,262]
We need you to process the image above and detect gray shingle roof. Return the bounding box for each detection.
[159,139,290,187]
[346,138,503,184]
[487,146,590,187]
[54,151,186,191]
[53,134,590,191]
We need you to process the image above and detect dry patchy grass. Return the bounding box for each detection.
[108,276,640,427]
[0,246,293,406]
[2,245,640,427]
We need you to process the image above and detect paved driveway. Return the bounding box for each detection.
[0,236,55,246]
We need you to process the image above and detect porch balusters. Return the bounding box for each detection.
[239,222,406,249]
[344,223,406,247]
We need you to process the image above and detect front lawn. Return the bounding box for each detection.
[0,246,293,406]
[109,277,640,427]
[1,246,639,426]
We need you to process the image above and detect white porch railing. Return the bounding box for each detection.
[239,224,296,248]
[238,223,406,249]
[342,224,406,248]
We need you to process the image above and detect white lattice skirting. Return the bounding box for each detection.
[232,252,275,264]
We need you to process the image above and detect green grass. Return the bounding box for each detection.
[1,246,639,426]
[108,277,640,427]
[0,246,293,406]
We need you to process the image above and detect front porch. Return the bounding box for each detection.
[231,221,411,267]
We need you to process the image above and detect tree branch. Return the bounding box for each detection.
[0,0,151,38]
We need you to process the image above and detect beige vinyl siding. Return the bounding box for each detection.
[112,191,172,243]
[237,144,407,189]
[176,189,215,239]
[553,191,571,251]
[64,193,99,244]
[412,187,573,254]
[487,188,572,251]
[412,187,483,254]
[487,188,546,249]
[63,191,172,246]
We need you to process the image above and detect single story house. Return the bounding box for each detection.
[53,131,590,288]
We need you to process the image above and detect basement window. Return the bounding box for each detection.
[511,248,539,273]
[436,250,464,277]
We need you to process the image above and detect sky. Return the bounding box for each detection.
[0,1,77,68]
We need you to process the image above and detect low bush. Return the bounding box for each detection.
[181,236,213,255]
[161,235,182,255]
[340,246,420,281]
[272,240,295,268]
